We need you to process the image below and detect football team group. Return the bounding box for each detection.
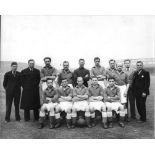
[3,57,150,130]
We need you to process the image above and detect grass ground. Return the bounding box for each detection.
[0,76,154,139]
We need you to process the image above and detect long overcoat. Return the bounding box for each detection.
[20,68,40,110]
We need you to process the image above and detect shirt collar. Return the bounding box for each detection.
[92,84,100,89]
[79,67,85,70]
[44,65,53,69]
[76,84,85,89]
[94,65,101,68]
[107,85,116,90]
[62,69,71,73]
[46,86,54,92]
[116,70,124,74]
[29,67,33,71]
[12,71,16,74]
[137,69,143,75]
[109,68,117,71]
[62,85,70,90]
[125,67,130,71]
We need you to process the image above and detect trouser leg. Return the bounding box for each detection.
[24,109,30,121]
[136,94,147,121]
[128,88,136,118]
[33,109,39,121]
[14,92,21,120]
[5,93,13,122]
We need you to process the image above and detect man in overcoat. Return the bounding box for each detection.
[20,59,41,121]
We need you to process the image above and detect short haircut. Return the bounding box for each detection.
[61,78,68,82]
[79,58,85,62]
[136,61,143,65]
[46,78,53,82]
[108,77,115,81]
[91,76,98,80]
[124,59,131,63]
[28,59,35,63]
[77,76,83,81]
[11,62,18,66]
[109,59,116,64]
[44,57,51,62]
[94,57,100,62]
[63,61,69,65]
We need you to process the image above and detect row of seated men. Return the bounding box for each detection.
[39,76,126,129]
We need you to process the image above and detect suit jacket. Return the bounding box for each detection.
[3,71,21,94]
[20,68,40,110]
[131,69,150,95]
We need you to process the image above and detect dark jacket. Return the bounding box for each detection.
[73,67,90,87]
[131,69,150,95]
[3,71,21,94]
[20,68,41,110]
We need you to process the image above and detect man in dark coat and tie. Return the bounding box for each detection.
[20,59,41,121]
[131,61,150,122]
[3,62,21,122]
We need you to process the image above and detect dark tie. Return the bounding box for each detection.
[13,71,16,77]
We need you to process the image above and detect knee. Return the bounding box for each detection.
[89,106,94,113]
[66,107,72,113]
[119,105,124,111]
[101,105,106,112]
[40,106,45,112]
[107,106,112,112]
[85,106,90,112]
[72,107,76,113]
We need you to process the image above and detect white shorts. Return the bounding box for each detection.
[116,85,127,103]
[41,81,57,91]
[89,101,106,111]
[105,102,124,113]
[40,102,58,116]
[98,81,107,89]
[57,102,73,112]
[72,101,89,111]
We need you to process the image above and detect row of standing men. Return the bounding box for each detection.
[3,57,150,128]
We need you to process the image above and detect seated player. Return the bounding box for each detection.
[104,77,125,128]
[115,63,129,121]
[55,79,73,129]
[88,77,108,129]
[38,79,58,129]
[72,77,91,128]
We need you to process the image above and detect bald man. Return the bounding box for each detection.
[72,77,91,128]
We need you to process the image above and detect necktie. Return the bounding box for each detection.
[13,71,16,77]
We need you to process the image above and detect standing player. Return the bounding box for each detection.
[123,59,136,120]
[132,61,150,123]
[57,61,74,88]
[38,79,59,129]
[72,77,91,128]
[104,77,125,128]
[90,57,107,89]
[106,59,117,79]
[73,59,90,87]
[114,63,129,121]
[40,57,58,91]
[88,77,108,129]
[55,79,73,129]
